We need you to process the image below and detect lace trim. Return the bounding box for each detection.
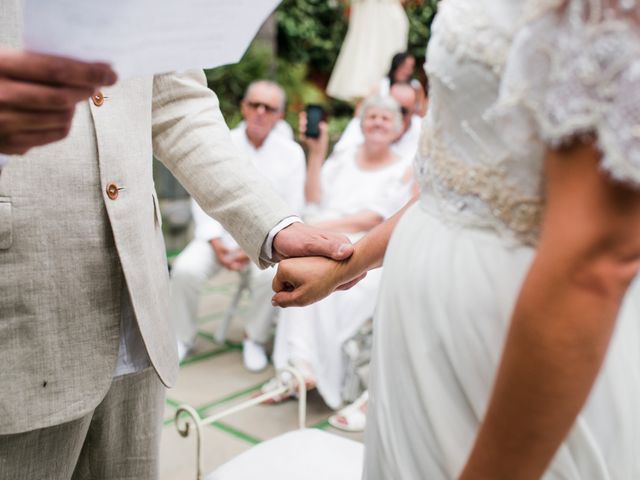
[523,0,639,23]
[434,0,513,74]
[494,2,640,187]
[418,127,544,246]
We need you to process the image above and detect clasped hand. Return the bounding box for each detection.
[269,222,366,307]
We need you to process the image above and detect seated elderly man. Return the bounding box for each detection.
[170,80,305,371]
[333,82,422,162]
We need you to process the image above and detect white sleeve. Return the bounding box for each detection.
[191,198,225,241]
[287,147,307,215]
[494,0,640,186]
[368,166,414,219]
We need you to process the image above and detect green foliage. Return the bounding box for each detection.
[276,0,348,75]
[405,0,440,63]
[204,1,440,130]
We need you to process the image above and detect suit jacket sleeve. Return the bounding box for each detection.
[151,69,292,267]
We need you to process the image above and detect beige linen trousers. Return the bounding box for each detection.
[0,0,292,435]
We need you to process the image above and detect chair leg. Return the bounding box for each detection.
[214,270,251,344]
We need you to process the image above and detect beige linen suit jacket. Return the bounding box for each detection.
[0,1,292,434]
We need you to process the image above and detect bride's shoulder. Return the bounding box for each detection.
[521,0,639,22]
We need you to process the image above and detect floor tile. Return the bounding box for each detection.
[160,421,251,480]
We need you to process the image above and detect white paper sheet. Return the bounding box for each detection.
[23,0,280,79]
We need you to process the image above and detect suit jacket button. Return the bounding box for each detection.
[106,183,119,200]
[92,92,105,107]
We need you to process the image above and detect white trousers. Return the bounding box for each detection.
[169,238,277,347]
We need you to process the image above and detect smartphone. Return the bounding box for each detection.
[305,104,325,139]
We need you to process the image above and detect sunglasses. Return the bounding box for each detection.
[245,101,280,113]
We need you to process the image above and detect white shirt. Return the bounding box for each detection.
[236,119,294,141]
[333,114,422,163]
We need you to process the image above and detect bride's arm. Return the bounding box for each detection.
[459,141,640,479]
[271,196,416,307]
[312,210,383,233]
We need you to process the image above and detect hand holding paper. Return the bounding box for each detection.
[0,48,117,156]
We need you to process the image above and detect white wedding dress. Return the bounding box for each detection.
[364,0,640,478]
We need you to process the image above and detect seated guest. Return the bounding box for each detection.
[169,80,306,371]
[333,83,423,163]
[262,95,413,408]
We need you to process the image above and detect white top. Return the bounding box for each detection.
[193,126,306,248]
[333,114,422,163]
[305,146,409,224]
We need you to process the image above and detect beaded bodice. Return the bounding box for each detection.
[416,0,640,247]
[416,0,545,246]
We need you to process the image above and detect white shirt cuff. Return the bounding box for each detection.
[260,216,302,263]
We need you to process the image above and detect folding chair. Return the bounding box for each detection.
[175,367,364,480]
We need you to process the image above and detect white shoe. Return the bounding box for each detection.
[242,338,268,372]
[329,391,369,432]
[177,341,193,362]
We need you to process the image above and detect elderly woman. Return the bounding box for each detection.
[262,95,413,409]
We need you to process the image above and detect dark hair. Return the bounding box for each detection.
[387,51,415,86]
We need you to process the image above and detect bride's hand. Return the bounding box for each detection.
[271,256,366,307]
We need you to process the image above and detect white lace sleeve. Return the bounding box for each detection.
[495,0,640,186]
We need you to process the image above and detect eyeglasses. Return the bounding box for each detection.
[245,101,280,113]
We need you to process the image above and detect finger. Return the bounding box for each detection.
[271,290,306,308]
[272,269,289,294]
[335,272,367,291]
[0,78,95,111]
[0,48,117,88]
[306,236,354,261]
[0,128,69,155]
[0,108,74,133]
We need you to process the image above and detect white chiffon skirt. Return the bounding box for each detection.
[363,202,640,479]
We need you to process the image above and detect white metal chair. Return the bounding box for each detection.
[213,268,251,344]
[175,367,364,480]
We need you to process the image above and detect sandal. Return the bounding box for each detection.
[254,362,316,405]
[328,390,368,432]
[254,376,295,404]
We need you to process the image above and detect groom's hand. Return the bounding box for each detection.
[0,48,117,155]
[272,222,354,262]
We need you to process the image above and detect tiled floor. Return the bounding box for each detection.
[159,269,363,480]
